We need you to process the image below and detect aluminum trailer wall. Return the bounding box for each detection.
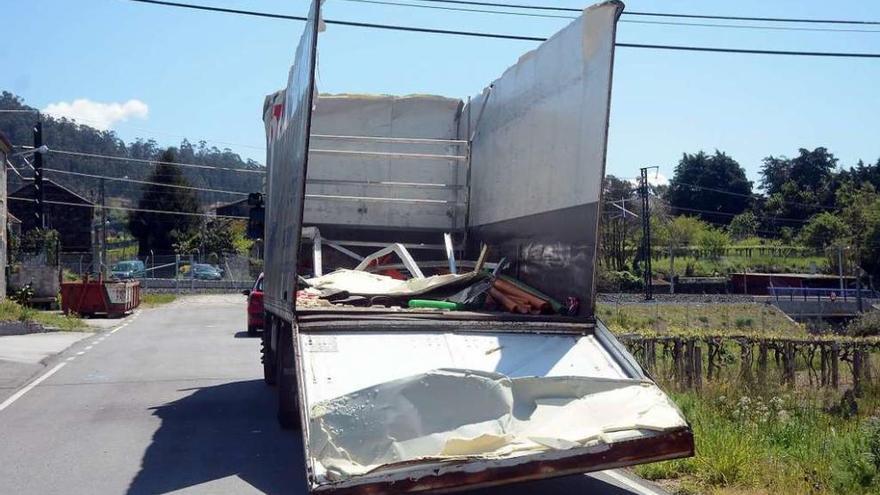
[265,92,467,233]
[463,1,622,317]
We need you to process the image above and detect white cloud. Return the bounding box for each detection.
[42,98,149,131]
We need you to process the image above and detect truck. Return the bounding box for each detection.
[258,1,694,493]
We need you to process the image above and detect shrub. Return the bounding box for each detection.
[596,270,643,292]
[735,317,754,329]
[847,311,880,337]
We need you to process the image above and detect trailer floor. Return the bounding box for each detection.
[0,294,668,494]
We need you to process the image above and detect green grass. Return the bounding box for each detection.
[141,293,177,307]
[597,302,804,337]
[0,299,87,331]
[653,254,829,278]
[635,384,880,495]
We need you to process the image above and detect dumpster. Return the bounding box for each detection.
[61,276,140,318]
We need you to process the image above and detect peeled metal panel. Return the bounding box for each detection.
[297,323,691,490]
[464,1,622,317]
[262,0,321,317]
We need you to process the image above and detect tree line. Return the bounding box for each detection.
[602,147,880,283]
[0,91,263,206]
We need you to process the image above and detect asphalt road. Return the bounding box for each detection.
[0,294,667,495]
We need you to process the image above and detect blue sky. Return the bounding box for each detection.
[3,0,880,185]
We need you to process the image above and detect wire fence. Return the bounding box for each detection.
[59,251,259,292]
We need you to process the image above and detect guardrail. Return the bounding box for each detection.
[768,286,877,302]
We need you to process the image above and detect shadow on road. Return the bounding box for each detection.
[127,380,305,495]
[233,331,259,339]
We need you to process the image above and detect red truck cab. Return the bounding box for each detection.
[245,273,264,336]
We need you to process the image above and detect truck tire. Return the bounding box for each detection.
[276,323,301,430]
[262,318,276,386]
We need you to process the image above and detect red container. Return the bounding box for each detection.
[61,277,140,318]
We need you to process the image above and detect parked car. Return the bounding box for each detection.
[111,260,145,279]
[191,263,223,280]
[243,273,263,336]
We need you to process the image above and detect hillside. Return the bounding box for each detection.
[0,91,264,208]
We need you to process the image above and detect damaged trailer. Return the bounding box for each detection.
[259,0,694,493]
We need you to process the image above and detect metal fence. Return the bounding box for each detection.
[60,251,258,292]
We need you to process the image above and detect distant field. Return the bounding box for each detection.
[597,301,804,337]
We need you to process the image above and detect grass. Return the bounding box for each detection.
[652,254,829,279]
[140,293,177,307]
[635,383,880,495]
[0,299,86,331]
[597,302,804,337]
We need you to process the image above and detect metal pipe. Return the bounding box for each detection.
[309,148,467,161]
[311,134,468,145]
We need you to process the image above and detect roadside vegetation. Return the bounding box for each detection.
[600,147,880,291]
[637,383,880,495]
[598,302,803,337]
[0,300,86,331]
[140,293,177,307]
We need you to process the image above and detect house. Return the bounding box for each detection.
[9,178,95,253]
[215,197,250,218]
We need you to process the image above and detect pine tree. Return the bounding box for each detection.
[128,149,201,255]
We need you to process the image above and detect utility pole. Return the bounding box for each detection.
[856,249,864,313]
[33,121,45,229]
[639,166,658,301]
[838,245,845,302]
[100,178,107,276]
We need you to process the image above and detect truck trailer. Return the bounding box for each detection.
[259,1,694,493]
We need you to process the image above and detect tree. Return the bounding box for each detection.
[760,148,839,227]
[173,219,243,262]
[698,227,730,260]
[665,150,752,225]
[655,215,705,249]
[128,150,202,255]
[797,212,849,251]
[728,211,759,241]
[599,175,639,271]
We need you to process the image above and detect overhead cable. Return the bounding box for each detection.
[339,0,880,33]
[404,0,880,25]
[125,0,880,58]
[48,148,266,174]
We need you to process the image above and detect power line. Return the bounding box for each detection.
[43,168,250,196]
[48,148,266,174]
[8,196,248,220]
[667,180,838,212]
[405,0,880,25]
[340,0,880,34]
[126,0,880,58]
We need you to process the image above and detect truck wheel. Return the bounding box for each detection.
[276,324,301,430]
[261,323,276,386]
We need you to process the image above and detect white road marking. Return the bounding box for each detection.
[602,470,665,495]
[0,363,67,412]
[65,357,75,362]
[84,346,93,351]
[76,351,85,356]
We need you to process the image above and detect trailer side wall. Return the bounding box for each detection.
[464,1,622,316]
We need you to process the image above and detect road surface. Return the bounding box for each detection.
[0,294,667,495]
